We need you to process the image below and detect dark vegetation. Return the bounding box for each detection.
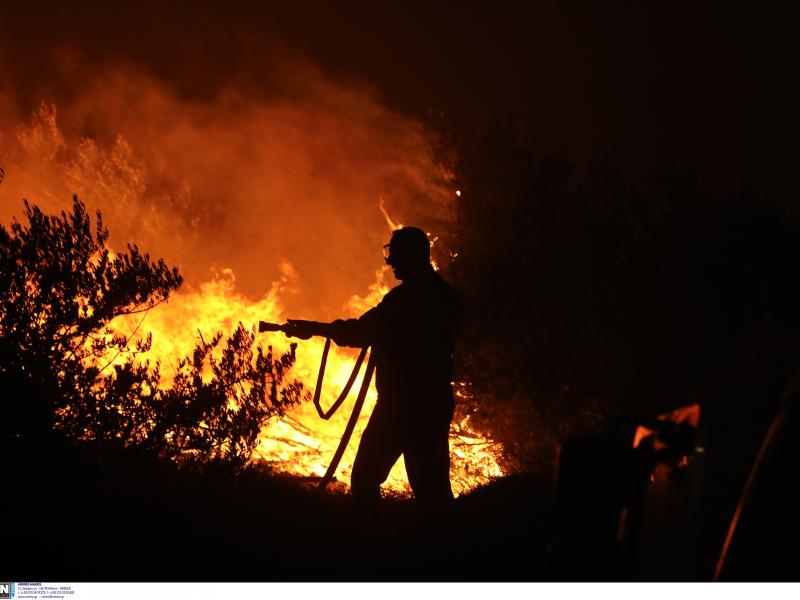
[1,197,306,467]
[441,122,800,465]
[437,122,800,578]
[4,119,800,579]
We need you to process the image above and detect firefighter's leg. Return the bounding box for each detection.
[351,401,403,511]
[404,405,454,508]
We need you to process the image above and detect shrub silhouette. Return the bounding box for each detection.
[1,196,306,468]
[441,122,800,473]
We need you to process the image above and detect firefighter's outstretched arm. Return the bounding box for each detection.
[257,319,333,339]
[283,319,335,340]
[259,306,380,347]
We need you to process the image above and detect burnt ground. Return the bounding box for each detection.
[5,436,553,582]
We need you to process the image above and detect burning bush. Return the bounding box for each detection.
[0,196,307,468]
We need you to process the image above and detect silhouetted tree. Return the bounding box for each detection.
[135,325,305,466]
[441,122,800,473]
[1,196,306,469]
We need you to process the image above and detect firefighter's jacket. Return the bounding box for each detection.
[327,267,461,417]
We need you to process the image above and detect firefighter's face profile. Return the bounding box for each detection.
[383,244,401,280]
[383,241,423,281]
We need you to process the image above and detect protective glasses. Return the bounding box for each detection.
[383,243,392,264]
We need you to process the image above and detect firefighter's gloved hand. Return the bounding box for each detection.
[258,321,276,333]
[284,319,315,340]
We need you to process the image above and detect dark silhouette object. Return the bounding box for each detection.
[279,227,461,510]
[0,197,305,469]
[714,370,800,581]
[0,196,182,444]
[547,408,710,581]
[547,430,635,580]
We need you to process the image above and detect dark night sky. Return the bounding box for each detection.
[2,1,799,201]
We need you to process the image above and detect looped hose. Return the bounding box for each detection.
[311,338,375,491]
[312,338,369,420]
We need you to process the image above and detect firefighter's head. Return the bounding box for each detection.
[383,227,430,281]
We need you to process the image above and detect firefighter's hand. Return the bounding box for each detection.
[284,319,316,340]
[258,321,285,333]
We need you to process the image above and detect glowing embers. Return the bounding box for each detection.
[450,416,506,494]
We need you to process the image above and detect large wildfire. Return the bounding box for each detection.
[0,59,504,496]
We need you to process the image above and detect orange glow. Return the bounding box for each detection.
[109,266,505,496]
[0,65,503,496]
[632,425,657,450]
[632,403,701,449]
[378,196,402,232]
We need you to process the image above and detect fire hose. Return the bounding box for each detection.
[259,321,375,491]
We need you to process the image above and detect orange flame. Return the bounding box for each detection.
[378,196,402,232]
[0,69,504,496]
[109,265,504,496]
[632,403,701,450]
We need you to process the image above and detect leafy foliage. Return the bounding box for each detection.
[1,196,307,468]
[143,326,305,465]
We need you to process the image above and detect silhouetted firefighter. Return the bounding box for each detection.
[266,227,461,511]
